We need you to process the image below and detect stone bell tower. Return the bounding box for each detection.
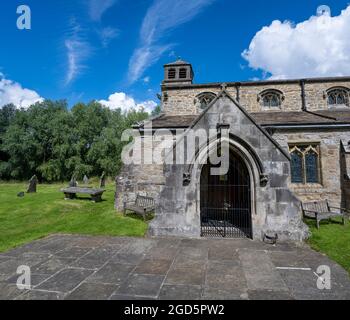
[163,58,194,86]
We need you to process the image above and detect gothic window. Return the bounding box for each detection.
[168,68,176,79]
[258,90,284,108]
[290,150,303,183]
[179,68,187,79]
[289,144,321,184]
[326,87,350,107]
[196,92,217,109]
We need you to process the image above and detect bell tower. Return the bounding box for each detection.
[163,58,194,86]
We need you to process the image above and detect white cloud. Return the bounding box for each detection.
[242,6,350,79]
[99,92,157,113]
[0,74,43,109]
[64,20,92,85]
[88,0,117,21]
[128,0,215,83]
[99,26,120,47]
[143,76,150,84]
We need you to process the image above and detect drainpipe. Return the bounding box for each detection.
[300,79,337,121]
[235,83,241,102]
[300,79,307,111]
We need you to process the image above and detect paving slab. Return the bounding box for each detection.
[239,249,288,291]
[65,282,118,300]
[35,268,94,293]
[54,247,92,259]
[247,289,294,300]
[202,287,248,300]
[32,257,76,275]
[15,290,65,300]
[111,253,146,265]
[86,262,135,285]
[116,274,165,298]
[0,282,27,300]
[0,234,349,300]
[159,284,202,300]
[165,266,205,286]
[134,258,173,275]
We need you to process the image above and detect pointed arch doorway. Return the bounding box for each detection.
[200,149,253,238]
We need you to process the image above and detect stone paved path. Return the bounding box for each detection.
[0,234,349,300]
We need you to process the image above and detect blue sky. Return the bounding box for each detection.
[1,0,350,110]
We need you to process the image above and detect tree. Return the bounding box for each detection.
[0,100,150,181]
[0,104,17,167]
[151,105,162,117]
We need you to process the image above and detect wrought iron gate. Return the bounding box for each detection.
[200,152,252,239]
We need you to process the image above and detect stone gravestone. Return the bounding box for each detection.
[17,192,25,198]
[100,172,106,188]
[69,176,77,188]
[27,175,38,193]
[83,175,89,186]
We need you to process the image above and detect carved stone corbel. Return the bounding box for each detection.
[183,172,191,186]
[260,174,269,187]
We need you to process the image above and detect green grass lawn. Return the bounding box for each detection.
[306,218,350,274]
[0,182,148,252]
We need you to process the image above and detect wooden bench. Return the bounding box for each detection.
[123,195,155,221]
[61,187,105,203]
[301,200,348,229]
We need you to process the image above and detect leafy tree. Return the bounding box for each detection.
[0,99,150,182]
[0,104,16,134]
[0,104,17,167]
[151,105,162,117]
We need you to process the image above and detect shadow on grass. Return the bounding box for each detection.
[304,218,346,229]
[63,196,108,203]
[124,211,155,222]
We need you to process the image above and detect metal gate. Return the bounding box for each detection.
[200,152,252,239]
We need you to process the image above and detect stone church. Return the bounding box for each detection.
[116,59,350,242]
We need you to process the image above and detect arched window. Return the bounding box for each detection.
[196,92,217,110]
[168,68,176,79]
[305,148,319,183]
[290,149,303,183]
[179,68,187,79]
[258,89,284,108]
[326,87,350,107]
[289,144,321,184]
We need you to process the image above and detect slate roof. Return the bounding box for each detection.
[164,59,190,66]
[137,110,350,129]
[250,110,350,126]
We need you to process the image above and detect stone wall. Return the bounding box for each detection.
[149,93,309,241]
[115,135,167,211]
[162,80,350,115]
[272,129,350,209]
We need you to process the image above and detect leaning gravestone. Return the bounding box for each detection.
[83,175,89,185]
[69,176,77,188]
[27,175,38,193]
[100,172,106,188]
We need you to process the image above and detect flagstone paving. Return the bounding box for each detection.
[0,234,349,300]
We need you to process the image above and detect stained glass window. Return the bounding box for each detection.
[289,145,320,184]
[291,151,303,183]
[305,150,319,183]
